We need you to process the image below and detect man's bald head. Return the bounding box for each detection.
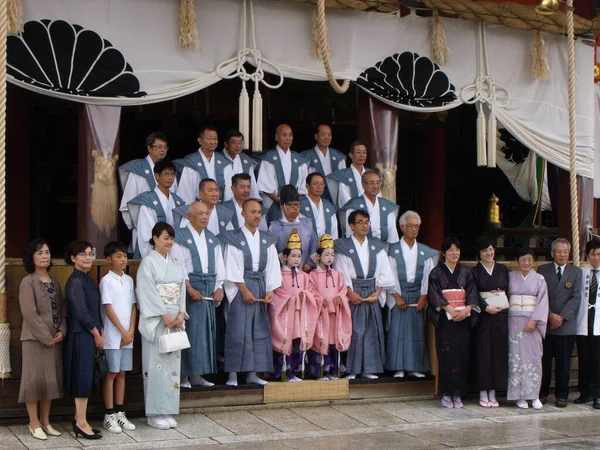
[275,124,293,151]
[188,201,210,231]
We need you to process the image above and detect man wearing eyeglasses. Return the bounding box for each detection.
[385,211,439,379]
[333,210,395,380]
[175,125,232,205]
[300,172,338,239]
[119,132,178,255]
[340,172,399,243]
[221,129,260,202]
[268,185,317,272]
[127,160,186,258]
[303,124,346,204]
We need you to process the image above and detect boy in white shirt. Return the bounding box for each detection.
[100,241,137,433]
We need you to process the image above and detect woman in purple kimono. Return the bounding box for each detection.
[507,247,549,409]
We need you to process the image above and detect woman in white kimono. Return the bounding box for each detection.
[136,222,188,430]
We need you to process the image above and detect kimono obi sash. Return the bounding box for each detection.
[156,283,181,305]
[481,291,510,310]
[509,294,537,312]
[442,289,466,309]
[244,270,266,282]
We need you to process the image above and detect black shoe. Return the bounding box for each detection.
[593,398,600,410]
[71,420,101,435]
[556,398,568,408]
[73,425,102,440]
[574,394,593,404]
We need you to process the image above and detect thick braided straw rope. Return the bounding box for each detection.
[179,0,199,50]
[91,149,119,236]
[7,0,21,34]
[314,0,351,94]
[0,0,11,377]
[565,0,580,265]
[294,0,600,35]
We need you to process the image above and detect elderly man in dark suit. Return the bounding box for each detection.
[538,238,582,407]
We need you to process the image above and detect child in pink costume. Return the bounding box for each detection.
[269,229,319,381]
[308,234,352,380]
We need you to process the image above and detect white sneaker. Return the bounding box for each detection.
[163,415,177,428]
[116,411,136,431]
[103,413,122,433]
[532,399,543,410]
[147,416,170,430]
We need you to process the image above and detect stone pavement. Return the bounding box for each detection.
[3,394,600,450]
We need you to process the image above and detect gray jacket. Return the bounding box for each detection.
[537,262,582,336]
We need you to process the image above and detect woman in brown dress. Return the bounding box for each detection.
[19,238,66,440]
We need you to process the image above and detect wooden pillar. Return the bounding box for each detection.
[419,128,445,249]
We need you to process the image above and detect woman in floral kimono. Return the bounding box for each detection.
[269,229,319,381]
[136,222,187,429]
[308,234,352,380]
[507,247,549,409]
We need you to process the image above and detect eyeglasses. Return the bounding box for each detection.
[160,171,176,177]
[404,224,420,229]
[284,202,301,209]
[364,181,382,186]
[77,252,94,258]
[354,220,370,225]
[152,144,169,150]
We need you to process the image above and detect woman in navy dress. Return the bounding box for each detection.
[63,240,103,440]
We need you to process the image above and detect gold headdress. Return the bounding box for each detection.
[286,228,302,250]
[318,234,334,250]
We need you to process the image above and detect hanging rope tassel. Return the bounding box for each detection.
[532,30,551,80]
[252,80,263,151]
[7,0,22,35]
[486,106,497,168]
[476,103,487,167]
[239,81,250,146]
[179,0,199,50]
[430,10,450,66]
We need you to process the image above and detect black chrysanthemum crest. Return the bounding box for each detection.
[357,52,457,108]
[8,20,146,97]
[499,128,530,164]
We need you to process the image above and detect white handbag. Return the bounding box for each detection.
[158,328,190,354]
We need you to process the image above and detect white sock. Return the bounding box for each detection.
[190,375,214,387]
[246,372,268,385]
[346,373,357,380]
[480,390,489,402]
[488,390,497,402]
[226,372,238,386]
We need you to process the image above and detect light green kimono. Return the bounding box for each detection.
[136,250,188,416]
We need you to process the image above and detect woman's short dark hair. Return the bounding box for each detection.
[517,246,535,260]
[474,236,494,257]
[23,238,51,274]
[441,237,461,255]
[64,240,94,265]
[150,222,175,246]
